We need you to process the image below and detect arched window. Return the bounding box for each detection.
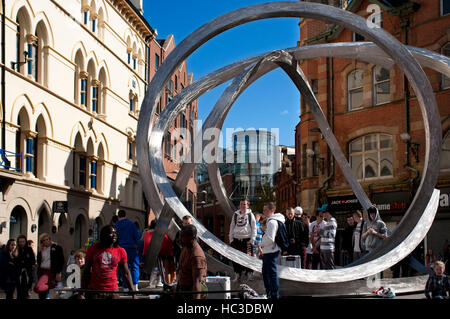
[10,206,27,239]
[73,133,86,188]
[441,131,450,171]
[348,69,363,111]
[442,43,450,89]
[373,66,390,105]
[98,67,107,115]
[349,134,393,180]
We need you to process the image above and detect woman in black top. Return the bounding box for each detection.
[0,239,18,299]
[16,235,36,299]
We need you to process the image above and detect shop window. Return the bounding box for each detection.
[373,66,390,105]
[349,134,393,180]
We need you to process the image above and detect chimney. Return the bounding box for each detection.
[129,0,144,14]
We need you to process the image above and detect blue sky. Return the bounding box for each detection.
[143,1,301,148]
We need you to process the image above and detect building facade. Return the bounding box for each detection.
[0,0,197,255]
[295,0,450,257]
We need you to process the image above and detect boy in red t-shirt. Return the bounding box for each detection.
[82,225,136,299]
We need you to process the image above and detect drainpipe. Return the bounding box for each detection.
[401,17,411,167]
[318,56,335,206]
[1,0,6,151]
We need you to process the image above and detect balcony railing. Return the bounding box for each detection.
[0,149,23,172]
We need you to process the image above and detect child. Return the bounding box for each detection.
[254,213,264,257]
[425,260,450,299]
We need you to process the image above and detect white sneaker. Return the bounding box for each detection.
[247,273,254,281]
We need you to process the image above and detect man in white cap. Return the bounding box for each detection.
[294,206,303,221]
[292,206,308,268]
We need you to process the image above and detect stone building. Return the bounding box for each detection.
[0,0,197,255]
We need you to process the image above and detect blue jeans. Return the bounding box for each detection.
[262,251,280,299]
[120,247,140,286]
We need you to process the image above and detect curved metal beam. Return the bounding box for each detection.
[138,2,442,283]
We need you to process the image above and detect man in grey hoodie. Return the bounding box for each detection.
[362,205,387,253]
[260,201,285,299]
[229,200,257,281]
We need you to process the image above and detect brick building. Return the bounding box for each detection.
[295,0,450,257]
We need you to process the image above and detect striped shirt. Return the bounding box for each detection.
[319,217,337,251]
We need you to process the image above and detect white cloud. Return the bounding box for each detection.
[280,110,288,115]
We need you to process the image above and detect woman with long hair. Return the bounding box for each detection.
[16,235,36,299]
[33,233,64,299]
[0,239,18,299]
[82,225,136,299]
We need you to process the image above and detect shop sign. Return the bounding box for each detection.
[438,188,450,212]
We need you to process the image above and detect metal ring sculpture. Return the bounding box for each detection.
[137,2,446,284]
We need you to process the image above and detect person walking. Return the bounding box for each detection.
[114,209,141,291]
[318,207,337,270]
[229,200,257,281]
[0,239,18,299]
[341,216,355,266]
[15,235,35,299]
[34,233,64,299]
[82,225,136,299]
[352,210,366,261]
[260,202,285,299]
[176,224,207,299]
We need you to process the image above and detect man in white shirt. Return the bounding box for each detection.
[229,200,257,281]
[352,210,366,261]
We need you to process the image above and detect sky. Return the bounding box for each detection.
[143,0,301,149]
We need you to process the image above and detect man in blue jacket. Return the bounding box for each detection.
[115,209,141,291]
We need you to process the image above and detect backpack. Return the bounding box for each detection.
[274,220,289,252]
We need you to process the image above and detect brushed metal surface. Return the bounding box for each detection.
[138,2,443,285]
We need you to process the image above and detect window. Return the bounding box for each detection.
[128,141,134,160]
[155,54,159,70]
[442,43,450,89]
[92,83,98,112]
[79,155,86,187]
[348,70,364,110]
[90,160,97,189]
[301,144,307,178]
[164,132,172,157]
[25,137,36,174]
[442,0,450,16]
[130,96,134,112]
[441,131,450,171]
[80,77,87,106]
[353,32,365,42]
[92,18,96,33]
[29,40,39,80]
[133,56,137,70]
[175,75,178,92]
[312,141,319,176]
[349,134,393,180]
[83,11,89,25]
[373,66,390,105]
[128,52,131,64]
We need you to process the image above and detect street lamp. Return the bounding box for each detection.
[11,51,29,71]
[400,132,420,163]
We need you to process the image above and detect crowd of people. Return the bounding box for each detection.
[228,200,450,299]
[1,202,449,300]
